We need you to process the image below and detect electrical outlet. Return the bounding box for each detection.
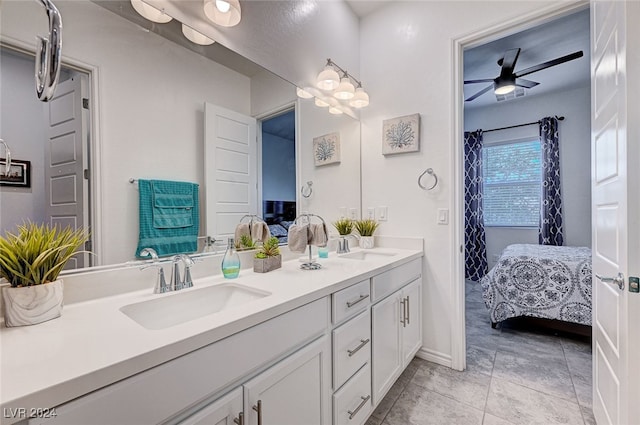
[349,208,358,220]
[339,207,347,218]
[367,207,375,219]
[376,206,388,221]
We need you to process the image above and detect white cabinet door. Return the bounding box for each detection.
[179,388,243,425]
[371,292,402,405]
[401,278,422,367]
[244,336,331,425]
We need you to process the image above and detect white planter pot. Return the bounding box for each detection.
[2,279,64,327]
[359,236,375,249]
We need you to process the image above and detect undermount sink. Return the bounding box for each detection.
[120,283,271,330]
[339,251,398,261]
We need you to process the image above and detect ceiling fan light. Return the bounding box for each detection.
[494,76,516,95]
[182,24,215,45]
[316,66,340,90]
[204,0,241,27]
[334,76,355,100]
[130,0,172,23]
[349,87,369,108]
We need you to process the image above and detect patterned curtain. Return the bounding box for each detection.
[464,130,488,281]
[539,117,564,246]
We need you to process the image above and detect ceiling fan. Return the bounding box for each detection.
[464,48,584,102]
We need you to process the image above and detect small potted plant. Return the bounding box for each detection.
[333,218,354,254]
[0,222,89,327]
[354,219,379,249]
[253,237,281,273]
[236,234,256,251]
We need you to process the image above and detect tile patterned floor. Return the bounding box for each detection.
[366,280,594,425]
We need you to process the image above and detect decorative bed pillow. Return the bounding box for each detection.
[279,221,293,230]
[268,224,288,237]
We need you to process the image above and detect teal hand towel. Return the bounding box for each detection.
[135,179,199,258]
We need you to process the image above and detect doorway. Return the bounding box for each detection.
[258,108,297,241]
[0,45,94,267]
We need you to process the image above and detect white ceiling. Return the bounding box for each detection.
[464,8,590,109]
[345,0,392,18]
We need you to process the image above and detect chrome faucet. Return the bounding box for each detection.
[139,248,169,294]
[171,254,195,291]
[337,234,360,254]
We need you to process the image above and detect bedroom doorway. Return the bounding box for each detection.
[258,108,297,242]
[454,2,594,416]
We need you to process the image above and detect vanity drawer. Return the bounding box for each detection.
[371,258,421,302]
[333,309,371,390]
[333,363,372,425]
[332,278,370,324]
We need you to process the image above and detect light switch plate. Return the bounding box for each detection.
[437,208,449,225]
[367,207,375,219]
[376,206,388,221]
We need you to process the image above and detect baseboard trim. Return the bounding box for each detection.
[415,347,452,368]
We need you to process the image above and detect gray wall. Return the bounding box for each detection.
[465,85,592,268]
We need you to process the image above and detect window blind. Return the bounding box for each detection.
[482,139,541,227]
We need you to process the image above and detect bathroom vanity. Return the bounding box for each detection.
[0,247,422,425]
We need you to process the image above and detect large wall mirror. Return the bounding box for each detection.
[0,0,361,268]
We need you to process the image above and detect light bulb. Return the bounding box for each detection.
[334,76,355,100]
[216,0,230,13]
[131,0,172,23]
[316,65,340,91]
[182,25,215,45]
[204,0,241,27]
[349,87,370,108]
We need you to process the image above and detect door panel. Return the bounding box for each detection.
[45,76,86,268]
[591,2,629,424]
[204,103,257,241]
[402,279,422,367]
[371,292,402,405]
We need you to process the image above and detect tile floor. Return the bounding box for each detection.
[366,280,594,425]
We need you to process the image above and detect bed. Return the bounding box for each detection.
[263,200,297,244]
[480,244,592,327]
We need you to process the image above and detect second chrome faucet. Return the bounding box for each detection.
[139,248,195,294]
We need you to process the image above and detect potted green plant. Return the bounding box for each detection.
[253,237,281,273]
[0,222,89,327]
[354,219,379,249]
[236,234,256,251]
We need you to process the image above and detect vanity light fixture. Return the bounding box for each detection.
[315,97,330,108]
[312,59,369,109]
[296,87,314,99]
[130,0,172,23]
[204,0,241,27]
[181,24,215,45]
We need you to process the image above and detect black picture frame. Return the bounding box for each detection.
[0,158,31,188]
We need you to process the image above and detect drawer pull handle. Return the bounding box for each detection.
[253,400,262,425]
[233,412,244,425]
[347,395,371,420]
[346,294,369,308]
[347,338,370,357]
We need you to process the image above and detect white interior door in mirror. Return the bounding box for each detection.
[205,103,257,241]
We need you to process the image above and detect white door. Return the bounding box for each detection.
[371,292,402,405]
[401,279,422,367]
[178,387,243,425]
[243,336,331,425]
[591,2,639,424]
[45,76,88,268]
[204,103,257,242]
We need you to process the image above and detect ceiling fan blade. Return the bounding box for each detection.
[500,48,521,74]
[514,78,539,88]
[515,51,584,78]
[465,84,493,102]
[464,78,495,84]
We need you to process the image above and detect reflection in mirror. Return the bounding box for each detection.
[0,0,361,271]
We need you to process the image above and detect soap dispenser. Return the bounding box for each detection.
[222,237,240,278]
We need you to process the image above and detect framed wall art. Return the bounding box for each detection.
[382,113,420,155]
[0,159,31,188]
[313,132,340,166]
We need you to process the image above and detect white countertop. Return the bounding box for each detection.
[0,247,422,420]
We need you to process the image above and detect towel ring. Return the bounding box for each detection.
[301,181,313,198]
[418,168,438,190]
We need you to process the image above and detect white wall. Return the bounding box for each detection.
[465,85,592,268]
[0,50,47,233]
[1,0,250,264]
[359,1,565,366]
[298,99,361,230]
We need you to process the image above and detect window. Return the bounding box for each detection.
[482,139,541,227]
